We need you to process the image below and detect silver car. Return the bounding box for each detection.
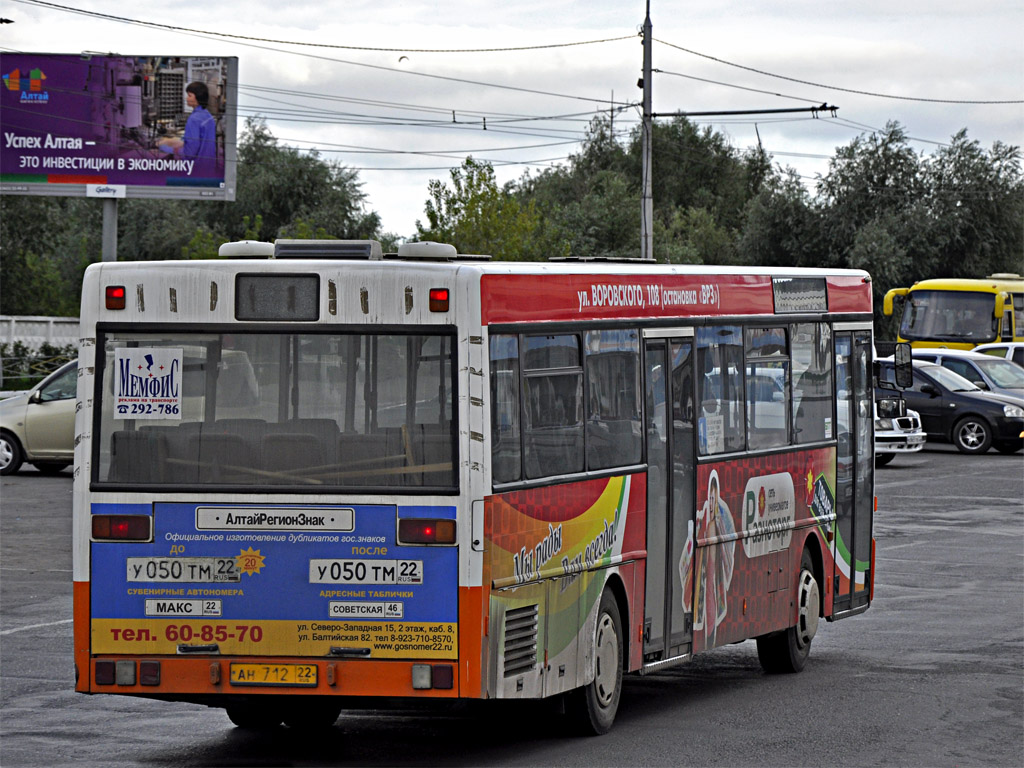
[0,361,77,475]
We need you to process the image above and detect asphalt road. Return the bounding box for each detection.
[1,444,1022,767]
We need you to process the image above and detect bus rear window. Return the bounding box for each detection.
[94,330,456,491]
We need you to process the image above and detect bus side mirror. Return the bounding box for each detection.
[893,342,913,389]
[883,288,908,317]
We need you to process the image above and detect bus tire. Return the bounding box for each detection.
[225,702,282,729]
[282,700,342,730]
[756,549,819,674]
[570,589,623,736]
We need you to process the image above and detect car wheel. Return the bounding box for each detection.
[874,453,895,467]
[0,433,24,476]
[994,442,1023,455]
[756,549,819,674]
[34,462,70,475]
[952,416,992,454]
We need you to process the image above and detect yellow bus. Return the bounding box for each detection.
[883,274,1024,350]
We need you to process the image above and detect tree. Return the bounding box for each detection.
[417,157,554,260]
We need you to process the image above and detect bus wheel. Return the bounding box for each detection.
[756,550,819,674]
[570,589,623,735]
[225,701,283,729]
[282,700,342,730]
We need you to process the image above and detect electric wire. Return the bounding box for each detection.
[654,38,1024,105]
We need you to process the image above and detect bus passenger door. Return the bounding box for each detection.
[832,328,874,615]
[643,333,695,661]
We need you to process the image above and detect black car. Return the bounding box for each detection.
[877,359,1024,455]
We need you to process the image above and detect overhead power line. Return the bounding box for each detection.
[655,38,1024,105]
[12,0,635,53]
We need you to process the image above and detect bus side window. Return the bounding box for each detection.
[489,334,521,484]
[696,326,744,455]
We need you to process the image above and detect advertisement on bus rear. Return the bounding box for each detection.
[1,53,237,201]
[90,503,457,658]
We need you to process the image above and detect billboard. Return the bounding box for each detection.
[1,53,237,201]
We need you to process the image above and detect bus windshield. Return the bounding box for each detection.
[900,290,997,343]
[95,329,455,490]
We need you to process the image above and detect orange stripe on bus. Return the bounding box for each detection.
[458,586,486,698]
[74,581,91,692]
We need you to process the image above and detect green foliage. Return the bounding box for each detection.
[417,157,557,260]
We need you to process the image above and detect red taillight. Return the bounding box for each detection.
[398,518,456,545]
[429,288,449,312]
[92,514,151,541]
[105,285,126,310]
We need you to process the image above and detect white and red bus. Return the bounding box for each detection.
[73,240,878,733]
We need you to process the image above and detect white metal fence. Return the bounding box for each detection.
[1,315,80,349]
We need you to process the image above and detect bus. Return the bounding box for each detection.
[883,275,1024,350]
[73,240,880,734]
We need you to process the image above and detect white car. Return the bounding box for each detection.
[0,361,77,475]
[972,342,1024,368]
[874,401,925,466]
[912,348,1024,399]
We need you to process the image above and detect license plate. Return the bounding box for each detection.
[126,557,240,583]
[229,663,318,687]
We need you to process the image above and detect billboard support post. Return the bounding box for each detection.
[101,199,118,262]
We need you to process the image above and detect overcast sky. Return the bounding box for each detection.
[3,0,1022,239]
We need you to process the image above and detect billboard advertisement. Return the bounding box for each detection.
[1,53,237,201]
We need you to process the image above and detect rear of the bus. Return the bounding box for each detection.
[73,257,473,725]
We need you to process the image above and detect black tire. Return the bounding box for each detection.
[282,700,342,730]
[994,442,1023,455]
[756,550,819,674]
[34,462,70,475]
[0,433,24,476]
[225,702,283,730]
[874,453,896,467]
[952,416,992,454]
[569,589,623,736]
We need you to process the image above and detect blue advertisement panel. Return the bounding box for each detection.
[1,53,237,201]
[90,503,458,658]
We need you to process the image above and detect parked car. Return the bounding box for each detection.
[912,348,1024,399]
[972,342,1024,368]
[873,402,925,466]
[877,358,1024,455]
[0,361,77,475]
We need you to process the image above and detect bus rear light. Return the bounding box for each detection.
[116,660,136,685]
[105,285,126,310]
[432,664,453,689]
[398,518,456,545]
[429,288,449,312]
[139,661,161,686]
[95,660,115,685]
[92,514,151,541]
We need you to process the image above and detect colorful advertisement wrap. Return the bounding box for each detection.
[1,54,237,200]
[485,475,646,670]
[683,448,836,653]
[90,503,457,658]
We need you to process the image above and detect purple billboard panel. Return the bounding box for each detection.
[1,53,237,201]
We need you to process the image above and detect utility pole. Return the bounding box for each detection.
[640,2,653,260]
